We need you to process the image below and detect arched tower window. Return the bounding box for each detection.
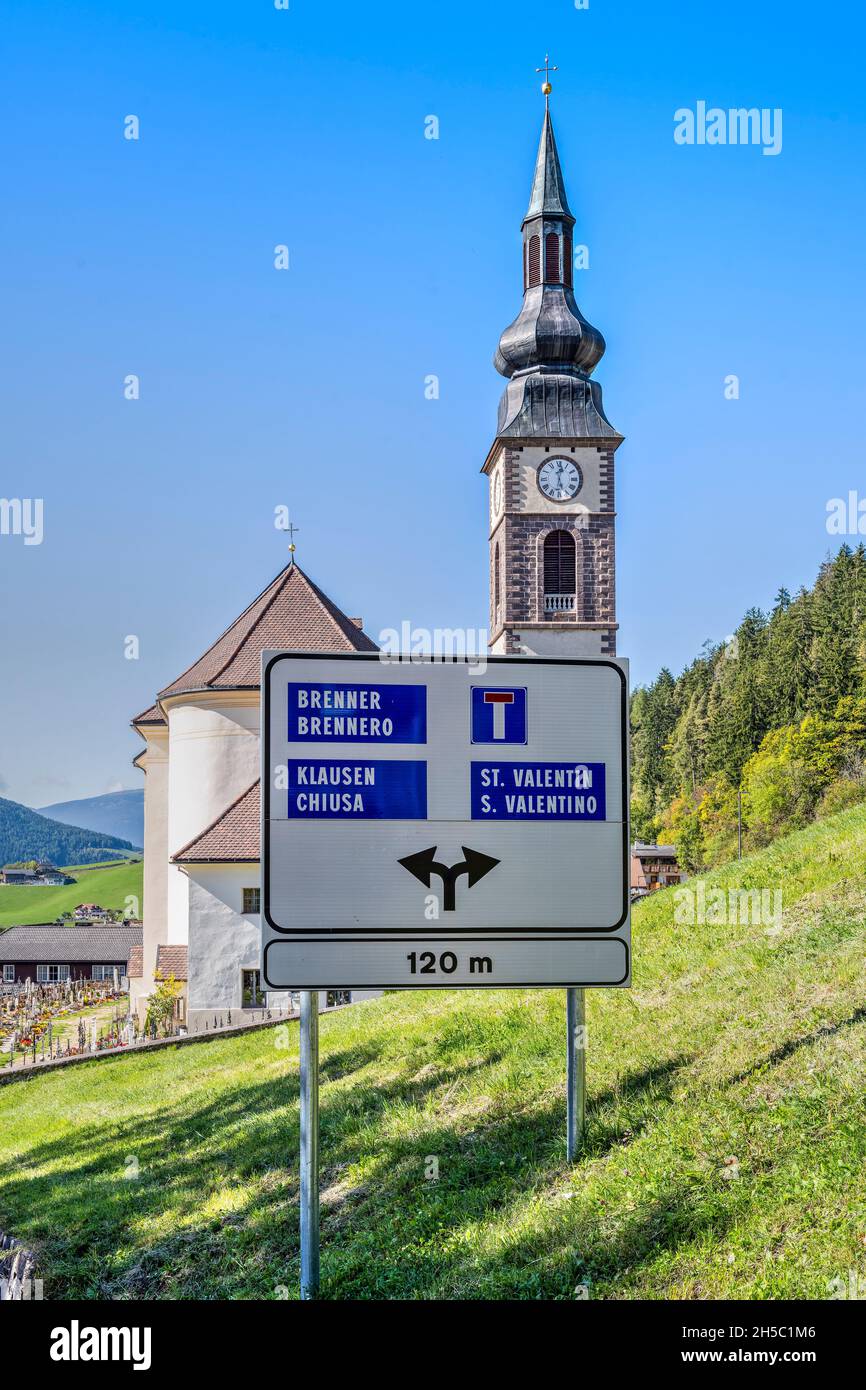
[494,543,501,617]
[527,235,541,287]
[544,231,560,283]
[563,230,573,288]
[543,530,576,614]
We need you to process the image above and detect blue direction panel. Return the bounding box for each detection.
[470,686,527,744]
[471,761,606,820]
[286,759,427,819]
[287,682,426,743]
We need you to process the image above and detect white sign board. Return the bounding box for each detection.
[261,652,630,990]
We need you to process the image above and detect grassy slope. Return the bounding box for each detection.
[0,860,143,928]
[1,806,865,1300]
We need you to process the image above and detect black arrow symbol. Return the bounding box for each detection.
[398,846,500,911]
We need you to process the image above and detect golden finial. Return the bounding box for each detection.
[536,53,557,100]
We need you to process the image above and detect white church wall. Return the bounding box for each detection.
[131,727,169,1019]
[165,694,260,847]
[186,864,291,1019]
[166,863,191,948]
[185,864,383,1016]
[164,692,261,946]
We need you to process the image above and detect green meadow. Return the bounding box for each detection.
[0,860,142,929]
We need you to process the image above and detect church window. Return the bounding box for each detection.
[494,543,501,616]
[543,530,576,613]
[242,969,263,1007]
[563,230,573,288]
[545,232,560,283]
[242,887,261,914]
[527,235,541,287]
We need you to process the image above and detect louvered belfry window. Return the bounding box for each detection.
[543,529,576,595]
[527,235,541,287]
[563,230,573,288]
[544,232,560,283]
[494,543,501,615]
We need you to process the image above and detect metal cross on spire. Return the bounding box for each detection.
[286,519,300,560]
[536,53,558,104]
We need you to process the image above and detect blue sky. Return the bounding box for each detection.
[1,0,864,806]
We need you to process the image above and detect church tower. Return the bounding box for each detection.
[484,89,623,658]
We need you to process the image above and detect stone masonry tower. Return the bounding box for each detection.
[484,93,623,658]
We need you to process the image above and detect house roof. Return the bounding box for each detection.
[155,561,378,701]
[173,780,260,863]
[156,944,188,980]
[127,945,143,978]
[0,923,142,964]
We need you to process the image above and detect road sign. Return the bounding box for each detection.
[471,685,527,743]
[261,652,630,990]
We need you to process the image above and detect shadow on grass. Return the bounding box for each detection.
[0,1038,698,1299]
[584,1057,686,1157]
[318,1038,386,1083]
[727,1003,866,1088]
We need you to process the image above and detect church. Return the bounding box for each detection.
[128,89,622,1026]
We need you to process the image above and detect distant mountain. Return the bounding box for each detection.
[37,790,144,849]
[0,798,135,868]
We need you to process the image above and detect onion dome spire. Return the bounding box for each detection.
[493,87,618,440]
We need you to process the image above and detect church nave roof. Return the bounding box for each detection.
[157,561,378,699]
[130,562,378,731]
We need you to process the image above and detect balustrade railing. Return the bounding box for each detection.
[544,593,576,613]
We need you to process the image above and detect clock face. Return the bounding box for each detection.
[493,471,502,515]
[538,457,582,502]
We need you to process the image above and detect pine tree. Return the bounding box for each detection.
[629,545,866,845]
[668,691,708,795]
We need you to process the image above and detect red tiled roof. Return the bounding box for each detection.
[157,562,378,700]
[131,703,166,726]
[127,945,143,977]
[156,945,188,981]
[172,780,260,863]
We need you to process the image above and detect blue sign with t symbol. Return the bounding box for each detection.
[471,686,527,744]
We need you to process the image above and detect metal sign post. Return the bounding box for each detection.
[299,990,320,1300]
[566,986,586,1162]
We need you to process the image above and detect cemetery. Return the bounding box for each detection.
[0,972,304,1078]
[0,977,131,1067]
